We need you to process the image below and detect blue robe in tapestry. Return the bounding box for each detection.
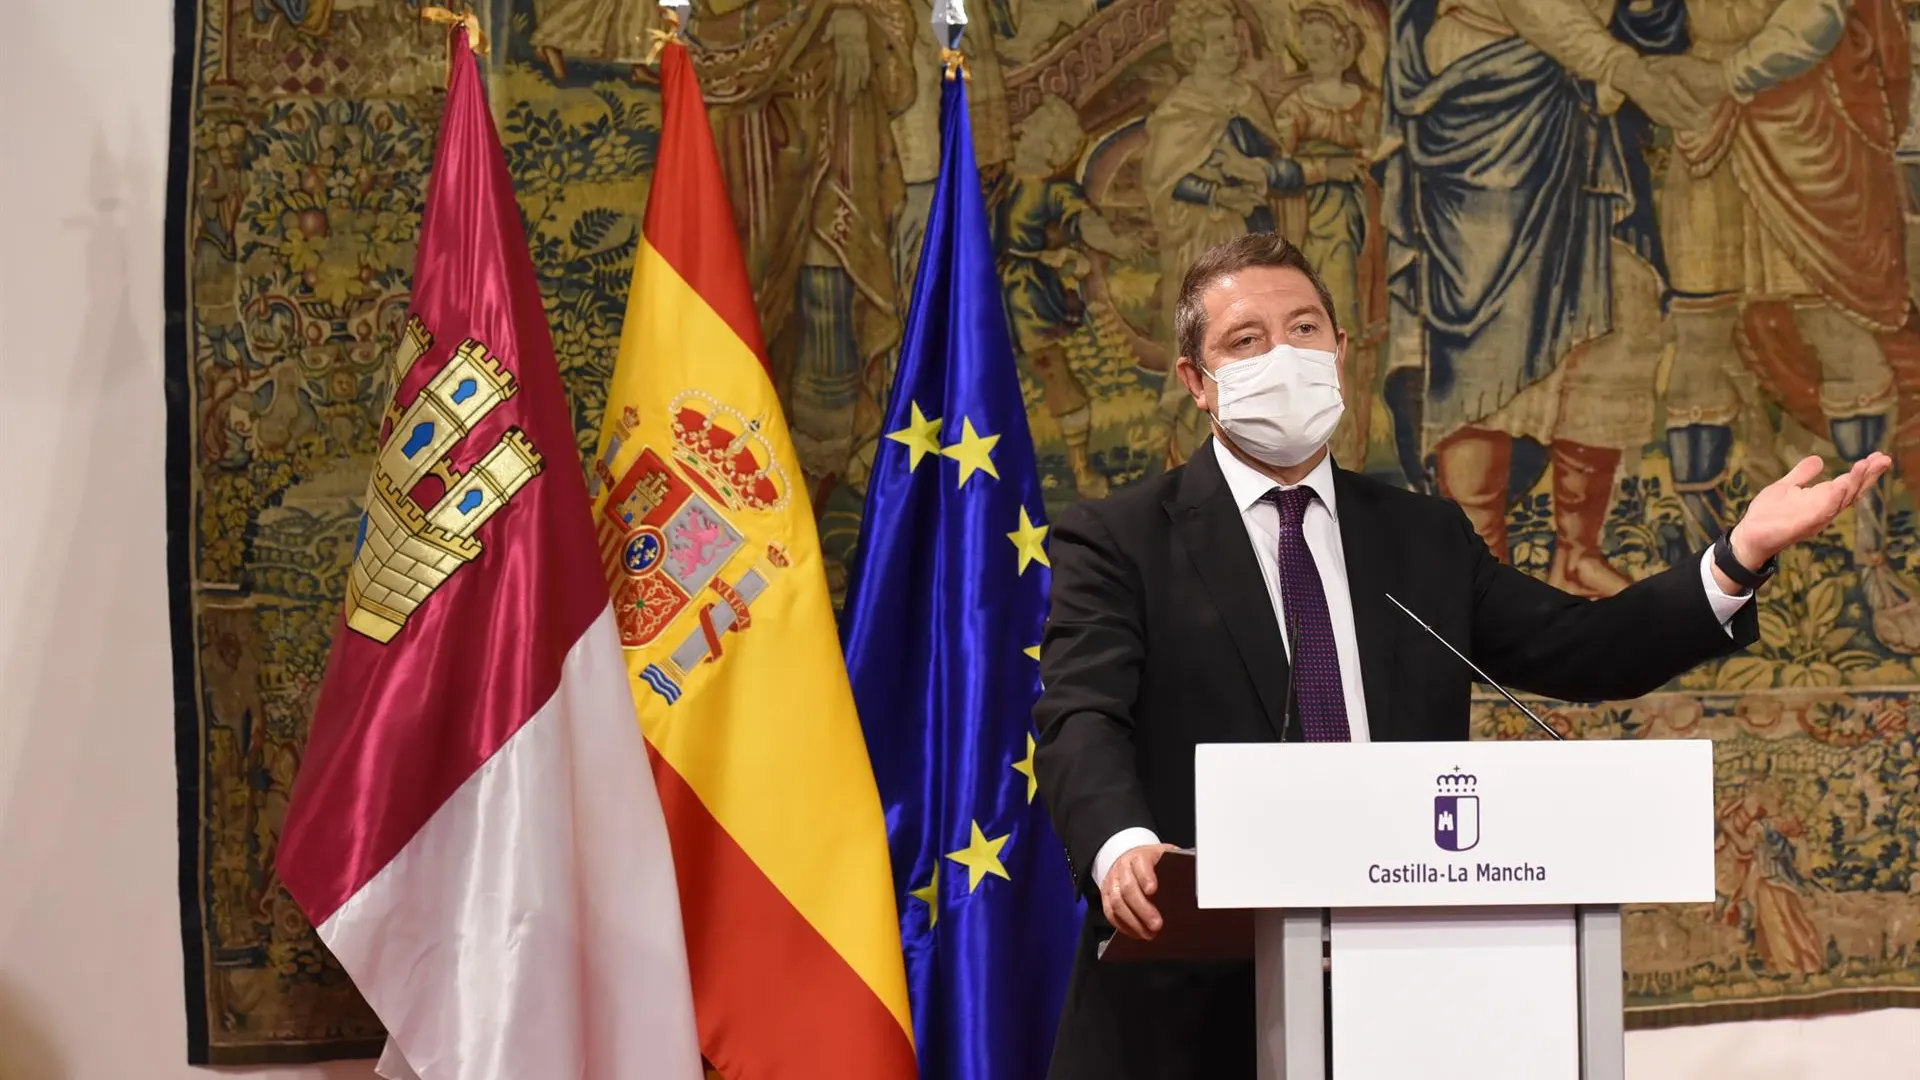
[1380,0,1684,438]
[987,172,1096,350]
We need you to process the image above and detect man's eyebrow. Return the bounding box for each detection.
[1284,304,1326,324]
[1214,315,1263,339]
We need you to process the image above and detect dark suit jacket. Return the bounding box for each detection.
[1031,443,1758,1080]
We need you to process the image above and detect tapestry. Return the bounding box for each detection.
[164,0,1920,1062]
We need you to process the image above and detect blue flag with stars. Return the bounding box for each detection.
[840,57,1081,1080]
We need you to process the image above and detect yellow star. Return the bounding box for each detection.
[885,402,943,473]
[945,820,1013,892]
[941,417,1001,488]
[908,862,940,929]
[1011,733,1038,804]
[1023,644,1041,661]
[1007,507,1051,575]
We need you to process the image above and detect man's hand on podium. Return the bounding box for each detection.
[1102,842,1180,940]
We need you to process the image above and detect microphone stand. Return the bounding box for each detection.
[1383,592,1564,741]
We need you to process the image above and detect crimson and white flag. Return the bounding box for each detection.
[274,35,701,1080]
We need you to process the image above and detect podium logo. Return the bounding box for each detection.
[1433,769,1480,852]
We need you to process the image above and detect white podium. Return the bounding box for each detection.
[1192,739,1715,1080]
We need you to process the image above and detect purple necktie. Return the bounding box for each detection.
[1264,486,1351,742]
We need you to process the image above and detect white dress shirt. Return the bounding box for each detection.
[1090,440,1756,890]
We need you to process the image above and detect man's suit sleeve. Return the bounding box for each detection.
[1033,500,1157,896]
[1458,505,1761,701]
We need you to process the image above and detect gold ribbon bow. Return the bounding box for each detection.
[940,47,971,83]
[645,5,691,65]
[645,7,686,66]
[420,5,490,55]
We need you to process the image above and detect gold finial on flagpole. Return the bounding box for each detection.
[420,5,490,55]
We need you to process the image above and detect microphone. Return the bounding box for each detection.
[1383,592,1563,741]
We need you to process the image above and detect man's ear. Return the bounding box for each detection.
[1175,355,1209,407]
[1333,329,1349,394]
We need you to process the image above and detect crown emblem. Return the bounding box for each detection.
[1435,769,1477,793]
[669,390,788,513]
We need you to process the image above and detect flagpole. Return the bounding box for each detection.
[934,0,971,81]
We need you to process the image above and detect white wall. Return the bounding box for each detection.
[0,1,1913,1078]
[1629,1011,1919,1079]
[0,2,364,1078]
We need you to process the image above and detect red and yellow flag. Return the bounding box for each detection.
[586,41,916,1079]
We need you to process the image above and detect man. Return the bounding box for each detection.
[990,95,1143,500]
[1649,0,1920,651]
[1031,233,1888,1080]
[695,0,917,502]
[528,0,662,83]
[1379,0,1688,596]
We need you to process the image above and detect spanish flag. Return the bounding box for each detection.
[586,39,916,1080]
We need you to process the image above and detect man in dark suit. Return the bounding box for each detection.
[1031,233,1888,1080]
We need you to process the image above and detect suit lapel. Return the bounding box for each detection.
[1166,444,1290,740]
[1332,467,1398,741]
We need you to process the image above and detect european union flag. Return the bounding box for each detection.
[840,46,1081,1080]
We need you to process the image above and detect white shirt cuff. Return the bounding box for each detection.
[1092,827,1162,890]
[1699,548,1753,635]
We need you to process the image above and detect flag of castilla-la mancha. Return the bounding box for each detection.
[584,39,918,1080]
[275,32,702,1080]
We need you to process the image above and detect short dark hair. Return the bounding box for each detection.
[1174,233,1340,364]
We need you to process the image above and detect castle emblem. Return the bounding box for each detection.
[595,391,791,704]
[344,316,542,643]
[587,404,641,499]
[1433,769,1481,852]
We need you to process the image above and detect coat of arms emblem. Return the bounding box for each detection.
[592,391,791,704]
[1433,769,1481,852]
[344,317,542,643]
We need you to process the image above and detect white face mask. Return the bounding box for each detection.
[1200,343,1345,468]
